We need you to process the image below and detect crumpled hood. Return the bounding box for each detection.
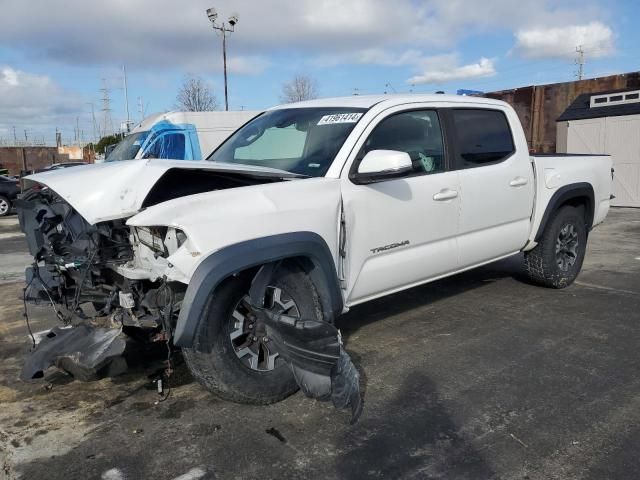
[24,159,302,224]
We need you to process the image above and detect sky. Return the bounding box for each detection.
[0,0,637,146]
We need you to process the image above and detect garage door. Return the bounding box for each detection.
[566,116,640,208]
[604,116,640,207]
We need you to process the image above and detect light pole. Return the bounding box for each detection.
[206,7,238,111]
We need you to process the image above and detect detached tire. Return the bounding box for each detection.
[183,263,323,404]
[0,195,10,217]
[524,205,587,288]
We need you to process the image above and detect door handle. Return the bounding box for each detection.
[433,189,458,201]
[510,177,528,187]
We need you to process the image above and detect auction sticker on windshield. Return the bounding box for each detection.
[317,113,363,125]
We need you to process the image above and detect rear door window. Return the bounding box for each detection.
[451,109,514,167]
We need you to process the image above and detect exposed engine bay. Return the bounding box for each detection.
[16,187,184,380]
[18,188,182,329]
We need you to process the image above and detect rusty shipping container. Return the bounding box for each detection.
[485,72,640,153]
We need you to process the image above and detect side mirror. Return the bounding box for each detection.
[352,150,412,184]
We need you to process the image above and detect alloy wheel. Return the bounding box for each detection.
[229,287,300,372]
[555,223,579,272]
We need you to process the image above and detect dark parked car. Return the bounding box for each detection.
[0,175,20,217]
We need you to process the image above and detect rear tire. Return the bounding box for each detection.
[183,263,323,404]
[524,205,587,288]
[0,195,10,217]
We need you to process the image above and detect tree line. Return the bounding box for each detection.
[175,74,318,111]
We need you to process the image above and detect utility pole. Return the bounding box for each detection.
[122,65,131,132]
[86,102,98,144]
[12,126,17,145]
[137,96,145,121]
[575,45,585,80]
[206,8,239,111]
[24,130,28,144]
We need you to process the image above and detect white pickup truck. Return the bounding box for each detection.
[17,94,612,419]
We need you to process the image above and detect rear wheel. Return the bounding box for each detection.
[524,205,587,288]
[183,263,323,404]
[0,195,10,217]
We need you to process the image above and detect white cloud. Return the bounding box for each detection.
[313,48,497,85]
[225,56,272,76]
[0,66,84,136]
[2,68,19,86]
[513,21,614,59]
[0,0,612,73]
[354,49,424,67]
[408,55,496,85]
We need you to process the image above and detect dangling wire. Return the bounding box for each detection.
[156,277,175,403]
[68,247,98,322]
[23,276,36,349]
[32,265,66,323]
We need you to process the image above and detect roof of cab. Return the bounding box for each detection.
[268,94,508,110]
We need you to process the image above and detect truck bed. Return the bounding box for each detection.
[527,154,612,250]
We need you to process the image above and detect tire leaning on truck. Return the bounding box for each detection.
[524,205,588,288]
[183,262,323,404]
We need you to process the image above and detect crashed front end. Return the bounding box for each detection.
[16,171,361,421]
[17,187,184,380]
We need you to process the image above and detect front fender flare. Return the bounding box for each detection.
[173,232,343,347]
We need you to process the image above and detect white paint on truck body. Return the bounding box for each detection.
[23,94,612,308]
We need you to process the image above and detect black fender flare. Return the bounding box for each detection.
[173,232,344,347]
[534,182,595,242]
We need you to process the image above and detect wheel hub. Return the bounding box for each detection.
[555,223,579,272]
[229,287,299,372]
[0,198,8,215]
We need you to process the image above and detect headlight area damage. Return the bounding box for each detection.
[16,184,362,422]
[16,188,184,381]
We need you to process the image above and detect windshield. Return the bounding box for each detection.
[106,131,150,162]
[207,107,366,176]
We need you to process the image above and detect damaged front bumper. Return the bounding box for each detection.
[21,324,126,382]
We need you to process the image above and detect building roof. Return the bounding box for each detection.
[557,89,640,122]
[268,93,509,110]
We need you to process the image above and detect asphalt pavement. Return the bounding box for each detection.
[1,209,639,480]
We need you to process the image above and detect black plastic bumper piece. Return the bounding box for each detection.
[21,324,126,381]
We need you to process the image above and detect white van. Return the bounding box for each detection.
[105,110,259,162]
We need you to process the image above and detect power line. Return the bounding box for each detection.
[99,79,113,137]
[575,45,586,80]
